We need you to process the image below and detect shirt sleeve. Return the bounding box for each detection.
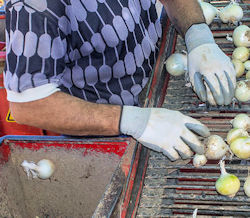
[4,1,68,102]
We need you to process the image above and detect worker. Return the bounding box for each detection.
[4,0,236,161]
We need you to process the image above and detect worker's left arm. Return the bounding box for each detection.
[159,0,236,106]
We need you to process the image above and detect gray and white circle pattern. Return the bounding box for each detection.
[4,0,162,105]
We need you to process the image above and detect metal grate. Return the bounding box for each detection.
[137,157,250,217]
[136,0,250,217]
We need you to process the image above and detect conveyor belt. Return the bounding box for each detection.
[136,0,250,217]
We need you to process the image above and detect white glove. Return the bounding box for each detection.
[120,106,210,161]
[185,24,236,106]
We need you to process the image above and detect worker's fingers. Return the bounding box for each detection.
[185,122,210,138]
[224,71,235,105]
[214,71,235,106]
[180,134,205,155]
[174,141,194,159]
[194,72,207,102]
[139,141,162,153]
[203,74,224,105]
[162,147,180,161]
[139,140,180,161]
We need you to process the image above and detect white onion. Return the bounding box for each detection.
[235,79,250,102]
[232,47,250,62]
[216,160,240,198]
[244,60,250,71]
[199,1,218,25]
[21,159,55,180]
[230,136,250,159]
[219,1,243,25]
[244,175,250,197]
[226,128,249,145]
[246,71,250,79]
[193,154,207,168]
[232,59,245,77]
[231,113,250,130]
[233,25,250,48]
[165,53,187,76]
[205,135,229,160]
[193,208,198,218]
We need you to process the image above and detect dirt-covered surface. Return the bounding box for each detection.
[0,146,121,218]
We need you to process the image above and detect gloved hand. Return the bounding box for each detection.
[185,24,236,106]
[120,106,210,161]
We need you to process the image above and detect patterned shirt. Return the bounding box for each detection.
[4,0,162,105]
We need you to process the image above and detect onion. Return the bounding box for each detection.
[198,1,218,25]
[218,0,243,25]
[244,60,250,71]
[246,71,250,79]
[233,25,250,48]
[204,135,229,160]
[235,79,250,102]
[231,113,250,130]
[232,59,245,77]
[230,136,250,159]
[226,128,249,145]
[216,160,240,197]
[165,53,187,76]
[232,47,250,62]
[193,154,207,168]
[193,208,198,218]
[244,174,250,197]
[21,159,55,180]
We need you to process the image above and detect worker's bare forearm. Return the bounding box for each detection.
[10,92,121,136]
[159,0,205,36]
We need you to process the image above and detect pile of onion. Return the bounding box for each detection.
[231,46,249,78]
[227,114,250,159]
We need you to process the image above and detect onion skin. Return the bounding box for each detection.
[219,3,243,24]
[244,176,250,197]
[232,47,249,62]
[230,136,250,159]
[226,128,249,145]
[199,1,218,25]
[36,159,55,179]
[193,154,207,168]
[244,60,250,71]
[233,25,250,47]
[216,173,240,197]
[205,135,229,160]
[235,80,250,102]
[165,53,187,76]
[231,114,250,131]
[232,59,245,78]
[246,71,250,79]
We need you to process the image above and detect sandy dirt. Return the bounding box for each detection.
[0,146,121,218]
